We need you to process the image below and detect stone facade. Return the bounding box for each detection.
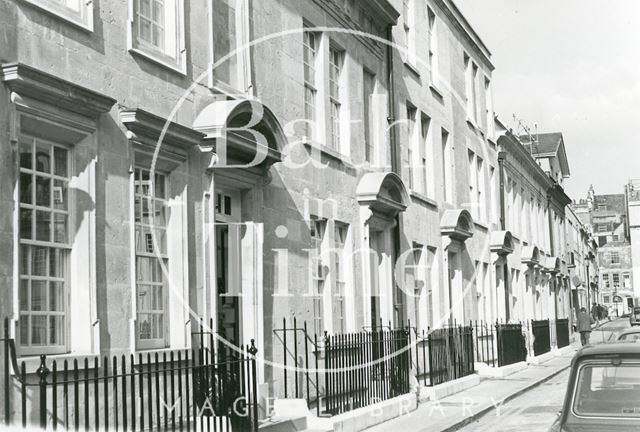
[0,0,585,418]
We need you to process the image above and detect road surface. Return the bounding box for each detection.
[457,368,569,432]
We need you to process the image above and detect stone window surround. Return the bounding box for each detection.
[120,108,203,352]
[1,63,116,357]
[127,0,187,75]
[19,0,94,32]
[208,0,253,96]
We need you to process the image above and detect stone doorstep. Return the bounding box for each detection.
[475,360,528,378]
[419,374,481,403]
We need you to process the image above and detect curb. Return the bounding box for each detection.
[439,360,573,432]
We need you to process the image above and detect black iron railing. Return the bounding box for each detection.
[531,319,551,356]
[273,319,412,417]
[2,317,259,431]
[496,323,527,367]
[324,328,410,415]
[473,321,496,367]
[427,325,474,386]
[556,319,570,348]
[273,318,322,416]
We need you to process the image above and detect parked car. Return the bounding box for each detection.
[630,306,640,327]
[616,327,640,342]
[550,343,640,432]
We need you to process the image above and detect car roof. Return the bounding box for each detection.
[617,327,640,336]
[574,342,640,360]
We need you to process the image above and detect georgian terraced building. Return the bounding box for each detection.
[0,0,585,417]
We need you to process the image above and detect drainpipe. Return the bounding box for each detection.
[547,193,558,322]
[386,25,399,175]
[497,152,510,320]
[498,152,507,231]
[386,25,403,327]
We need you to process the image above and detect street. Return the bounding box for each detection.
[457,369,569,432]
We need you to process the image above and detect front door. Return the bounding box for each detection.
[215,190,242,352]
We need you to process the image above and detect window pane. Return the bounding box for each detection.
[50,282,65,312]
[19,318,29,344]
[31,316,46,345]
[53,214,67,244]
[19,280,29,311]
[153,315,164,338]
[35,176,51,207]
[20,141,32,169]
[20,173,32,204]
[20,209,32,240]
[140,0,151,17]
[20,246,30,276]
[49,249,65,277]
[53,147,68,177]
[49,316,64,345]
[31,281,47,311]
[154,173,166,198]
[138,313,152,340]
[137,285,152,311]
[36,210,51,241]
[35,142,51,174]
[153,285,164,309]
[53,180,67,211]
[33,247,48,276]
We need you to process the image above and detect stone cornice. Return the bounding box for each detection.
[0,63,116,118]
[120,108,205,150]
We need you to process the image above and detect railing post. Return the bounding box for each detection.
[4,318,9,426]
[36,355,50,429]
[248,340,259,432]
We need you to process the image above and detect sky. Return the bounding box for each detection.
[456,0,640,199]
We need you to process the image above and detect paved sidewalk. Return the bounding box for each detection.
[365,346,578,432]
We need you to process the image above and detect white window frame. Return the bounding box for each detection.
[17,136,72,355]
[328,44,345,152]
[129,149,189,352]
[427,7,438,84]
[406,103,417,191]
[128,0,187,74]
[402,0,416,66]
[333,222,350,334]
[363,68,377,163]
[303,25,320,141]
[20,0,94,31]
[208,0,252,95]
[133,167,170,350]
[309,216,327,336]
[13,112,98,358]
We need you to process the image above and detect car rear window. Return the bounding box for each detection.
[618,332,640,342]
[573,363,640,418]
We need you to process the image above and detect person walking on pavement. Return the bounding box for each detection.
[577,307,595,346]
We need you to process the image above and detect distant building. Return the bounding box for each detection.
[573,186,634,315]
[626,179,640,301]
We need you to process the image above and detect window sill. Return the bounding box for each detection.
[17,352,99,374]
[133,347,191,364]
[303,141,354,169]
[473,220,489,232]
[19,0,93,32]
[466,117,479,131]
[410,191,438,209]
[129,48,187,76]
[429,82,444,99]
[403,61,421,78]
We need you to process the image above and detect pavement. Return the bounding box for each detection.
[364,345,578,432]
